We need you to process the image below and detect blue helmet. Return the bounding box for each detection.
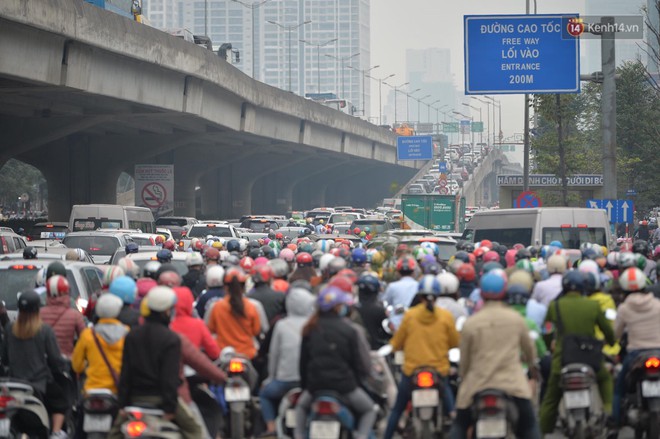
[125,243,139,255]
[480,271,507,301]
[351,248,367,265]
[356,273,380,295]
[418,275,441,296]
[562,270,585,294]
[156,249,172,263]
[317,286,352,312]
[550,240,564,249]
[226,240,241,253]
[109,276,137,305]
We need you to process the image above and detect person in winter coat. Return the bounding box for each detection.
[3,290,68,438]
[182,253,206,299]
[72,294,128,395]
[171,287,220,360]
[108,276,141,329]
[40,275,85,357]
[259,287,315,435]
[355,273,390,350]
[247,264,285,325]
[294,287,376,439]
[195,265,225,319]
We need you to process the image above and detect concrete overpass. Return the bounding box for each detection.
[460,150,511,207]
[0,0,419,220]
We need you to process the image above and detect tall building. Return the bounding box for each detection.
[143,0,371,117]
[583,0,647,73]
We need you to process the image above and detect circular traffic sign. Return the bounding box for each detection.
[19,193,29,202]
[515,191,542,208]
[141,182,167,208]
[438,179,447,188]
[440,187,449,195]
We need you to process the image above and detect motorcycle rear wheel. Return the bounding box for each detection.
[648,411,660,439]
[230,410,244,439]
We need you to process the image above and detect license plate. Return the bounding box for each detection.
[564,390,590,409]
[309,420,340,439]
[83,414,113,432]
[642,380,660,397]
[285,408,296,428]
[224,386,250,402]
[476,418,507,438]
[394,351,405,365]
[0,419,9,437]
[412,389,439,408]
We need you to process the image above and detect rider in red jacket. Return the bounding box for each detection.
[170,287,220,360]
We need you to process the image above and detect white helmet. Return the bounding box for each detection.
[319,254,336,273]
[117,257,140,279]
[206,265,225,288]
[268,259,289,279]
[578,259,599,276]
[95,293,124,319]
[145,286,177,312]
[186,252,204,267]
[547,254,568,274]
[619,268,648,293]
[436,272,459,296]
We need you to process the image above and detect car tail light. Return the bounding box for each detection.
[10,265,36,270]
[416,371,435,388]
[646,357,660,370]
[560,224,571,228]
[229,359,245,373]
[181,231,187,237]
[126,421,147,437]
[577,224,588,228]
[25,236,32,241]
[312,400,340,415]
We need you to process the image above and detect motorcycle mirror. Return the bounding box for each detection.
[377,344,393,357]
[605,309,617,321]
[381,319,392,335]
[455,316,467,332]
[449,348,461,363]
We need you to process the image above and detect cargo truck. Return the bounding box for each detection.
[401,194,466,232]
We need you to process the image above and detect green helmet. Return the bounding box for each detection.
[515,259,534,273]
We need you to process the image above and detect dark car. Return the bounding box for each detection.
[155,216,197,240]
[27,222,69,241]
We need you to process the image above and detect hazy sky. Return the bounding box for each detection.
[370,0,588,137]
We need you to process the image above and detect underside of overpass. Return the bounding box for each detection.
[0,0,418,220]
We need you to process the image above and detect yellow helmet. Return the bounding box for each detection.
[371,251,385,266]
[212,241,223,250]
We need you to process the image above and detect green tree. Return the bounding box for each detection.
[0,160,46,211]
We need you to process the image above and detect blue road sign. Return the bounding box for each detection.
[515,191,542,208]
[464,14,580,94]
[587,199,634,223]
[626,189,637,197]
[397,136,433,161]
[438,162,448,173]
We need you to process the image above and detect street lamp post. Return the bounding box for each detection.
[325,53,360,100]
[427,99,440,125]
[231,0,273,79]
[416,94,430,126]
[300,38,337,93]
[348,64,379,117]
[406,88,421,124]
[385,81,408,125]
[484,96,502,145]
[367,73,395,125]
[453,110,473,148]
[472,97,491,146]
[463,103,483,145]
[267,19,311,92]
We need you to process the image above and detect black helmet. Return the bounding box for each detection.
[17,290,41,313]
[260,245,274,259]
[156,249,172,263]
[515,248,532,262]
[226,240,240,253]
[248,240,260,250]
[23,247,37,260]
[125,243,139,254]
[464,243,475,253]
[528,246,539,259]
[267,230,276,240]
[46,261,66,279]
[496,244,508,259]
[562,271,585,294]
[632,240,650,257]
[455,240,466,251]
[356,273,380,295]
[454,251,470,264]
[506,284,529,306]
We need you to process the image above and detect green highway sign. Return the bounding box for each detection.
[442,122,459,133]
[471,121,483,133]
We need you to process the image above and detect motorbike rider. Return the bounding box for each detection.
[531,254,567,307]
[194,265,225,319]
[435,271,468,321]
[71,293,127,395]
[355,272,390,350]
[207,267,261,360]
[383,275,460,439]
[612,267,660,427]
[182,252,206,298]
[259,286,316,436]
[294,286,376,439]
[455,262,477,300]
[451,271,540,439]
[539,270,616,435]
[633,239,657,283]
[382,256,419,330]
[247,264,285,325]
[109,286,202,439]
[108,275,141,329]
[40,274,85,357]
[2,290,68,439]
[170,286,220,360]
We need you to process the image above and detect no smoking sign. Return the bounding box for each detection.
[141,182,167,208]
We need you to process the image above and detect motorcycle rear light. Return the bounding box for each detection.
[416,371,435,388]
[229,359,245,373]
[0,396,15,408]
[312,400,340,415]
[646,357,660,370]
[288,392,302,406]
[126,421,147,437]
[83,397,113,412]
[563,376,589,390]
[481,395,499,408]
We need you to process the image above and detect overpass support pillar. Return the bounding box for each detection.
[173,164,198,217]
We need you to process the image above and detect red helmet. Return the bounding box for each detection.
[456,263,476,282]
[193,241,204,251]
[240,256,256,273]
[473,247,486,259]
[353,227,361,235]
[479,239,493,249]
[155,236,165,245]
[329,248,342,257]
[329,275,354,293]
[205,247,220,261]
[396,244,409,254]
[396,256,417,273]
[252,264,273,284]
[224,267,248,284]
[483,251,501,263]
[275,232,284,240]
[287,243,297,252]
[337,268,358,285]
[513,243,525,251]
[296,252,313,267]
[163,240,176,251]
[158,271,182,287]
[46,275,69,298]
[467,253,476,265]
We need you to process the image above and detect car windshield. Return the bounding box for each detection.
[72,219,122,231]
[329,214,359,223]
[155,218,188,227]
[243,221,278,232]
[351,221,389,234]
[132,259,189,277]
[0,267,39,310]
[131,236,154,246]
[542,227,607,249]
[188,226,233,238]
[62,236,120,256]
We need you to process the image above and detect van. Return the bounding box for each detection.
[69,204,155,234]
[461,208,612,249]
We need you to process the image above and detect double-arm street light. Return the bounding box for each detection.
[367,73,395,125]
[471,97,492,145]
[406,88,421,123]
[463,102,483,144]
[267,19,311,92]
[416,94,431,126]
[384,80,408,125]
[300,38,337,93]
[483,95,502,144]
[231,0,273,79]
[325,52,360,100]
[348,64,379,117]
